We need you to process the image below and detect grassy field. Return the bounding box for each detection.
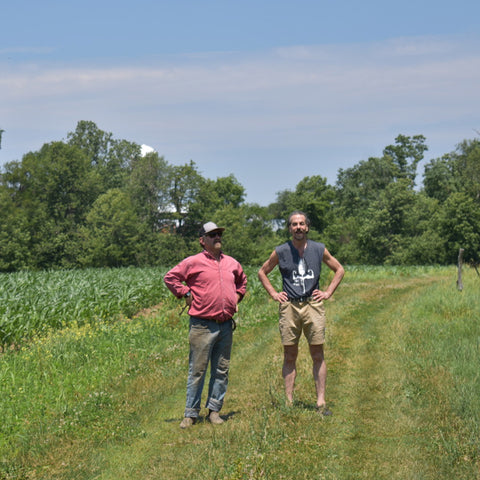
[1,265,479,479]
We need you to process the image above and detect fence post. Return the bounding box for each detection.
[457,248,464,291]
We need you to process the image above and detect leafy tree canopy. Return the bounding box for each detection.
[0,123,478,269]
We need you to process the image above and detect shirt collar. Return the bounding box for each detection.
[202,249,223,260]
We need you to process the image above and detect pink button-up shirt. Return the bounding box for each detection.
[164,250,247,322]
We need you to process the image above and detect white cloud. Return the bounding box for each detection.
[140,144,155,156]
[1,34,479,204]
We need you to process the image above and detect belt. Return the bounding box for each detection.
[199,317,236,331]
[288,296,313,303]
[205,318,226,324]
[193,316,232,325]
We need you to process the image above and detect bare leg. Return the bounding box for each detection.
[309,344,326,407]
[282,345,298,404]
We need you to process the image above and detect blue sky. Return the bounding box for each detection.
[1,1,480,205]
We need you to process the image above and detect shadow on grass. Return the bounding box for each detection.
[164,409,242,424]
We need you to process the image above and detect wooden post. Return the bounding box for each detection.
[457,248,464,291]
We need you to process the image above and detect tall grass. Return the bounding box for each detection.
[0,302,186,477]
[0,267,170,347]
[403,267,480,473]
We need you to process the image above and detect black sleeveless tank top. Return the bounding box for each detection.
[275,240,325,298]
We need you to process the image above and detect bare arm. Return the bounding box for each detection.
[312,247,345,302]
[258,250,288,303]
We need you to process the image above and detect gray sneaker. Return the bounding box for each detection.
[316,405,333,416]
[180,417,196,429]
[207,410,224,425]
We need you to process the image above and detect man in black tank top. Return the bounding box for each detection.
[258,211,344,415]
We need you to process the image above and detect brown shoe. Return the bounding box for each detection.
[207,410,224,425]
[180,417,196,429]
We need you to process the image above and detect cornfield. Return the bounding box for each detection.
[0,267,170,348]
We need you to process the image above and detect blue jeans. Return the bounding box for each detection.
[184,317,233,418]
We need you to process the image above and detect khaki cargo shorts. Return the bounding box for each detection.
[278,299,326,345]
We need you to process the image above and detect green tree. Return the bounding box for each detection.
[149,232,192,267]
[437,192,480,264]
[422,154,458,202]
[164,161,205,232]
[0,189,31,271]
[336,135,428,217]
[297,175,335,234]
[451,138,480,201]
[25,142,101,224]
[423,138,480,204]
[356,180,428,264]
[67,120,113,165]
[385,193,443,265]
[269,175,334,235]
[211,204,280,265]
[214,174,245,208]
[0,142,102,268]
[187,174,246,229]
[127,151,172,232]
[383,134,427,186]
[336,156,396,216]
[79,189,141,267]
[322,216,362,263]
[67,120,140,190]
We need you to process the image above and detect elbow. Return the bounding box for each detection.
[257,270,266,282]
[258,265,268,280]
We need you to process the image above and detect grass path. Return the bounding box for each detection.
[30,269,479,479]
[323,276,442,479]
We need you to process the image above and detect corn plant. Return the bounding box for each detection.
[0,267,171,348]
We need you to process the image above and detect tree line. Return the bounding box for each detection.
[0,120,479,272]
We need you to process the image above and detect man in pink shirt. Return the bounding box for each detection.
[164,222,247,428]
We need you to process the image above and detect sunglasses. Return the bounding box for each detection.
[206,231,223,238]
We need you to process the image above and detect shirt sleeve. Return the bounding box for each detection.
[235,263,248,300]
[164,261,190,298]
